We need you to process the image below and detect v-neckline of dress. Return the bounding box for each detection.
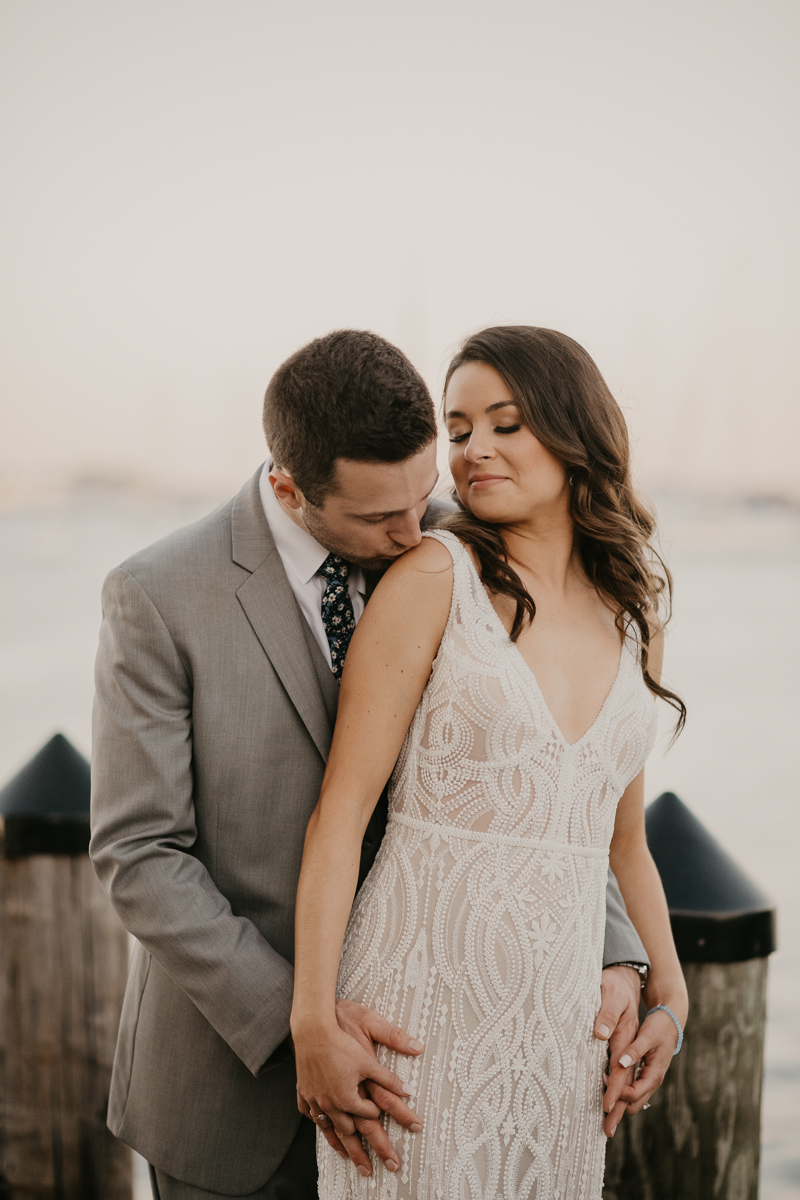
[460,543,628,750]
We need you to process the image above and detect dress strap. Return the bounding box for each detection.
[421,527,463,554]
[420,529,476,625]
[420,529,471,578]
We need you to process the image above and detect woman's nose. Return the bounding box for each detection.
[464,432,493,462]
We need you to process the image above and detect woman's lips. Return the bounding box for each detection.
[468,475,508,490]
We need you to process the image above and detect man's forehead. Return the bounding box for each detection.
[331,447,438,511]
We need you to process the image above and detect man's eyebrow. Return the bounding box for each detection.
[356,471,440,519]
[445,401,518,420]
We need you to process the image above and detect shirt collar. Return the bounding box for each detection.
[259,462,330,585]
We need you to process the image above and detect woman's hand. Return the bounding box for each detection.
[606,1002,686,1117]
[607,744,690,1134]
[293,1009,422,1178]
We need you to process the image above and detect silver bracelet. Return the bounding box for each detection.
[645,1004,684,1055]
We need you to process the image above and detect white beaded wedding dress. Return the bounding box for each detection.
[318,531,658,1200]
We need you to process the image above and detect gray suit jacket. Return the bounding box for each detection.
[90,468,646,1192]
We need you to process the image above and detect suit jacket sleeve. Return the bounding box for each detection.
[90,566,294,1078]
[603,867,649,967]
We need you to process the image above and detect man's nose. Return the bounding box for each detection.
[388,511,423,549]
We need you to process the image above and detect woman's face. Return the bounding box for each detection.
[445,361,568,526]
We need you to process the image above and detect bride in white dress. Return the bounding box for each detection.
[291,327,688,1199]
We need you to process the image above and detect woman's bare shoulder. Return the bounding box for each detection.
[362,538,455,635]
[383,534,457,581]
[349,537,455,664]
[647,617,665,681]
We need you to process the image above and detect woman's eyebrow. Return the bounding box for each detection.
[445,401,517,420]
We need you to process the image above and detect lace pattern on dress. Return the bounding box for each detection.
[318,530,657,1199]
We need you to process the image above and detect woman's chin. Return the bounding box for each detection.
[464,498,516,524]
[453,483,519,524]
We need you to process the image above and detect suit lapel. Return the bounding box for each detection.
[232,470,334,763]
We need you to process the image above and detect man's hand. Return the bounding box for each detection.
[295,1000,424,1177]
[594,965,641,1137]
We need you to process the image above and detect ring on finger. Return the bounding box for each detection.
[643,1102,651,1110]
[312,1112,331,1124]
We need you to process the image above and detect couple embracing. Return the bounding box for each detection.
[91,326,688,1199]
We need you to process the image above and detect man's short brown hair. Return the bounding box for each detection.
[262,330,437,506]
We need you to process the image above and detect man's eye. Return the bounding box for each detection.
[495,424,521,434]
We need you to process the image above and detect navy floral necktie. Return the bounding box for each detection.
[318,554,356,682]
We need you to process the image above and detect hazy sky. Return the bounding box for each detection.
[2,0,798,499]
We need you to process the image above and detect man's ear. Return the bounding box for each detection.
[269,467,305,511]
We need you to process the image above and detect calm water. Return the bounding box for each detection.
[1,482,798,1197]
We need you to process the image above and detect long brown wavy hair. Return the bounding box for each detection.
[441,326,686,736]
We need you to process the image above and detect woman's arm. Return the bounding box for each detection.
[605,628,689,1120]
[290,537,454,1171]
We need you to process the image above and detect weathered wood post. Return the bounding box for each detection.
[604,791,776,1200]
[0,734,132,1199]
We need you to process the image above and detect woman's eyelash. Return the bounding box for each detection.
[448,424,521,443]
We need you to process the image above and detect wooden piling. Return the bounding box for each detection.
[604,793,775,1200]
[604,958,768,1200]
[0,737,132,1200]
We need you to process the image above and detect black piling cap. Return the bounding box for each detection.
[646,791,776,963]
[0,733,91,858]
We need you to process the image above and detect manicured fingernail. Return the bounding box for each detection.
[402,1082,416,1096]
[597,1024,610,1039]
[385,1160,398,1172]
[409,1039,424,1052]
[609,1127,616,1138]
[410,1122,423,1133]
[620,1054,633,1068]
[357,1165,371,1177]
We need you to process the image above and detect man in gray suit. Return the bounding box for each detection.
[91,330,650,1198]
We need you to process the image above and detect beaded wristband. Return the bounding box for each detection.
[646,1004,683,1055]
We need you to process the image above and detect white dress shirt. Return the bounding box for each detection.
[259,462,366,671]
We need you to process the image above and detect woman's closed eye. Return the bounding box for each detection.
[448,424,521,443]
